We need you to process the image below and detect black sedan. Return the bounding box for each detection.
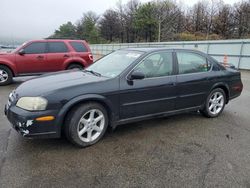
[5,48,243,147]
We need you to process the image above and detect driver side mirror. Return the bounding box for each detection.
[18,49,25,55]
[129,71,145,80]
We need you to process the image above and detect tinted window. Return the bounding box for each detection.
[48,42,68,53]
[177,52,211,74]
[23,42,46,54]
[135,52,173,78]
[70,42,87,52]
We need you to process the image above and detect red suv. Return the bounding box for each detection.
[0,39,93,85]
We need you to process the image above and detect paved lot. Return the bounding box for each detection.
[0,72,250,188]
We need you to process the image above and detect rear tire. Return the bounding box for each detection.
[0,65,13,86]
[67,64,83,70]
[64,102,108,147]
[201,88,226,118]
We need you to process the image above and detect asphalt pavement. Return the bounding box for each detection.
[0,73,250,188]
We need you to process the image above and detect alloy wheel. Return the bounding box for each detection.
[208,91,225,115]
[77,109,105,143]
[0,69,8,83]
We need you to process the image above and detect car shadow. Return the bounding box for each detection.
[19,111,204,150]
[108,111,201,136]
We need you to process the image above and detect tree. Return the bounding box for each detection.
[134,2,157,42]
[154,0,183,41]
[50,22,77,38]
[50,0,250,42]
[76,11,101,43]
[123,0,140,43]
[192,1,207,33]
[213,4,234,39]
[99,9,121,42]
[233,1,250,38]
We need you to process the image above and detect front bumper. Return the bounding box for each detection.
[4,105,60,138]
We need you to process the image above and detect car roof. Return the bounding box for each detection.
[26,39,86,43]
[120,47,202,53]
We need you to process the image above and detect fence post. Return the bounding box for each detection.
[207,42,210,54]
[238,41,244,69]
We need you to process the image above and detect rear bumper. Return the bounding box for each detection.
[229,81,243,101]
[229,92,241,101]
[4,105,60,139]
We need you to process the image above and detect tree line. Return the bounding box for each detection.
[49,0,250,44]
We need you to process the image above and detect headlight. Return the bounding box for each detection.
[16,97,48,111]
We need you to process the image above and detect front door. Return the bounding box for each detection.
[119,51,177,120]
[15,42,47,74]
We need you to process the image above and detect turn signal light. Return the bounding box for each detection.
[36,116,55,122]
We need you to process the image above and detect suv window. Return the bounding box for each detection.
[135,52,173,78]
[70,42,87,52]
[177,52,211,74]
[23,42,46,54]
[48,42,68,53]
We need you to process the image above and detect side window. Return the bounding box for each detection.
[48,42,68,53]
[23,42,46,54]
[135,52,173,78]
[70,42,87,52]
[177,52,211,74]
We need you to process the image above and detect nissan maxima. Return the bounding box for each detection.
[5,48,243,147]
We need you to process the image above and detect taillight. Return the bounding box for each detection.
[232,82,243,92]
[88,54,93,61]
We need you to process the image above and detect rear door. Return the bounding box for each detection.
[175,50,212,110]
[15,42,47,74]
[119,51,177,119]
[46,41,71,72]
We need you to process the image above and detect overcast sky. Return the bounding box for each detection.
[0,0,241,41]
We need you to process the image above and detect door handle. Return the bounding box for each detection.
[64,54,70,58]
[36,55,44,59]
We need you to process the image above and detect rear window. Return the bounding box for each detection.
[176,52,211,74]
[48,42,68,53]
[70,42,88,52]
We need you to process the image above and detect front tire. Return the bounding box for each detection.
[201,88,226,118]
[0,65,13,86]
[67,64,83,70]
[64,102,108,147]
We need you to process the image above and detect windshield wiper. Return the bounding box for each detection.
[83,69,102,77]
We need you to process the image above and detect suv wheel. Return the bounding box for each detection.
[0,65,13,86]
[201,88,226,118]
[64,102,108,147]
[67,64,83,70]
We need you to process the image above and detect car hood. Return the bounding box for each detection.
[15,70,109,97]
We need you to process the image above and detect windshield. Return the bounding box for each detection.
[86,50,144,78]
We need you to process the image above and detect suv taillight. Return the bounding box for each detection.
[89,54,93,61]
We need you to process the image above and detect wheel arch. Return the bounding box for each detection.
[0,62,17,76]
[210,83,230,104]
[64,58,87,70]
[56,94,115,135]
[66,62,85,69]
